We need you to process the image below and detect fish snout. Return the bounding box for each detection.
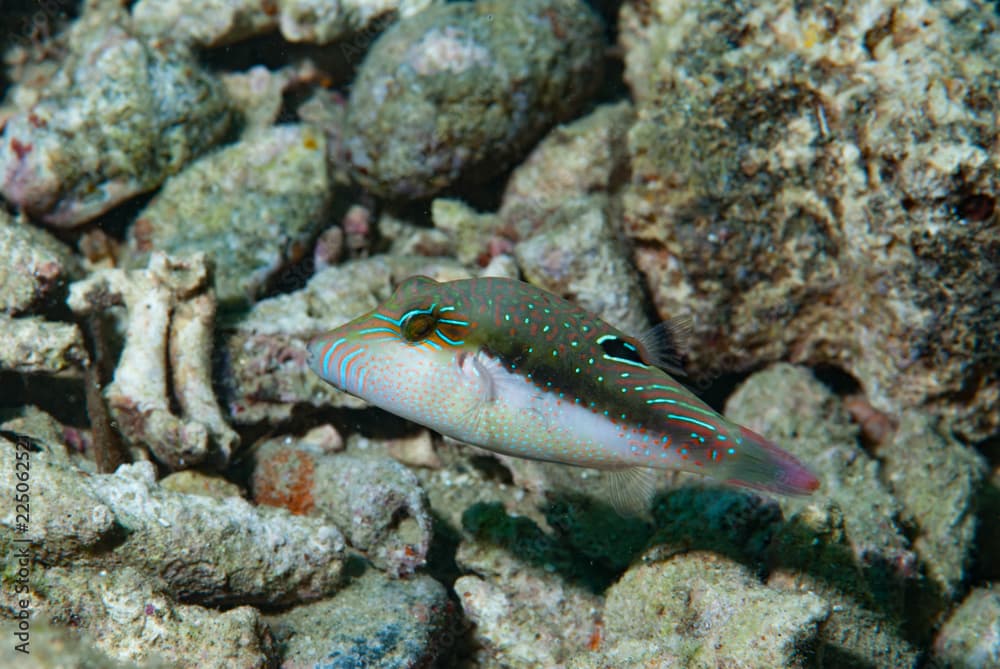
[306,331,366,393]
[306,332,333,372]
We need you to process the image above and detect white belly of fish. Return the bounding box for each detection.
[445,349,643,469]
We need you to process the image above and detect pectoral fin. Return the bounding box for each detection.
[601,466,659,518]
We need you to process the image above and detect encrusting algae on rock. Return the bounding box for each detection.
[308,276,819,513]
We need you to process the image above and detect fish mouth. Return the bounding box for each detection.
[307,332,369,395]
[305,333,333,370]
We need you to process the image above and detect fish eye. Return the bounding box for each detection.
[400,310,438,342]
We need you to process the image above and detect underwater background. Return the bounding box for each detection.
[0,0,997,667]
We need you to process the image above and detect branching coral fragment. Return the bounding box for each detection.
[68,252,238,468]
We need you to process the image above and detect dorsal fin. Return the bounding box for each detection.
[635,318,692,377]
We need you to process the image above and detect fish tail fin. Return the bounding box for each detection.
[720,426,820,496]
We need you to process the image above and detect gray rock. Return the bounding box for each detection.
[726,364,913,573]
[132,0,436,47]
[0,211,80,315]
[266,569,453,668]
[500,101,634,236]
[515,195,651,337]
[932,587,1000,669]
[124,125,332,309]
[879,410,987,598]
[0,620,138,669]
[252,440,433,576]
[454,535,603,667]
[726,364,921,668]
[583,551,828,669]
[0,314,87,376]
[27,566,275,668]
[344,0,604,198]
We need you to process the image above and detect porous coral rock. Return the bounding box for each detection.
[131,0,279,47]
[132,0,436,47]
[432,97,634,271]
[431,198,510,268]
[726,365,913,572]
[159,469,244,499]
[619,0,1000,441]
[221,63,321,130]
[0,314,87,376]
[279,0,436,44]
[0,8,233,227]
[0,211,88,376]
[68,253,238,468]
[932,587,1000,668]
[515,195,651,337]
[379,211,454,258]
[499,100,634,236]
[0,620,137,669]
[25,566,276,668]
[454,537,603,667]
[0,447,346,607]
[878,410,986,598]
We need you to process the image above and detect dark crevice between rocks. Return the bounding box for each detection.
[811,363,864,396]
[767,513,944,657]
[227,403,420,486]
[813,640,881,669]
[423,511,464,593]
[461,499,627,594]
[588,0,630,106]
[690,369,754,414]
[970,467,1000,584]
[0,1,80,55]
[200,33,305,74]
[347,405,421,441]
[419,512,478,667]
[256,241,318,301]
[0,372,89,428]
[811,363,899,452]
[83,189,158,246]
[466,455,513,486]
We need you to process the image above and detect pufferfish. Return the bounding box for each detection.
[307,276,818,512]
